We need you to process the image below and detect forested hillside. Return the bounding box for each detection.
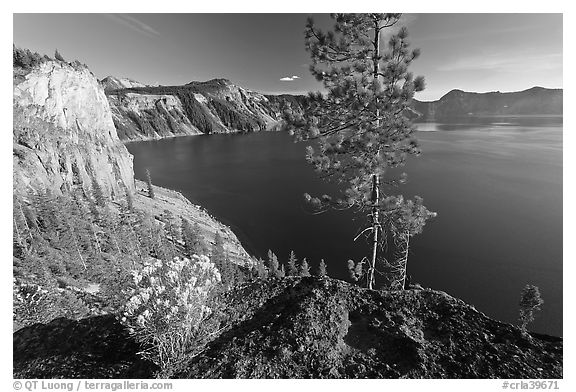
[105,78,306,141]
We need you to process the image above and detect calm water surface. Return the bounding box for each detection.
[126,118,562,336]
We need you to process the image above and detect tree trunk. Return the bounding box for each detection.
[368,175,379,289]
[397,231,410,290]
[367,18,381,290]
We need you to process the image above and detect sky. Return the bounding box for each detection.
[13,13,562,101]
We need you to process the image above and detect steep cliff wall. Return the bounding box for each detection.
[108,93,202,141]
[13,60,135,198]
[100,76,148,91]
[105,78,306,141]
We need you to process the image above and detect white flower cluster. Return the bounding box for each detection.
[121,254,221,337]
[13,278,49,320]
[13,278,49,305]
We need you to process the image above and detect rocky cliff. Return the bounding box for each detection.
[100,75,148,91]
[13,277,562,379]
[13,49,250,261]
[105,77,306,141]
[107,92,202,141]
[13,48,253,335]
[13,59,135,198]
[413,87,563,121]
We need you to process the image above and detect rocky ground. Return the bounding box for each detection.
[13,277,562,379]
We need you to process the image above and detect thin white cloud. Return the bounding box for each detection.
[104,14,161,38]
[280,75,300,81]
[437,52,562,72]
[416,24,546,43]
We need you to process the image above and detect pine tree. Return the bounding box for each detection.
[181,218,206,257]
[161,209,179,259]
[299,257,311,277]
[91,177,106,207]
[267,249,282,279]
[256,258,268,279]
[347,259,364,282]
[279,264,286,278]
[211,231,229,284]
[193,222,206,253]
[146,169,155,199]
[125,187,134,212]
[287,250,298,276]
[317,259,328,277]
[285,13,436,290]
[519,284,544,331]
[13,195,34,254]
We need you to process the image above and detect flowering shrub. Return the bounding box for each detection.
[120,255,222,376]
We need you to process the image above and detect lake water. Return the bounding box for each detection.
[126,117,563,336]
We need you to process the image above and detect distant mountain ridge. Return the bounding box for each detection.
[412,87,562,121]
[100,76,148,90]
[103,74,562,141]
[103,77,306,141]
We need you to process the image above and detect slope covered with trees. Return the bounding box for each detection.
[12,46,255,334]
[105,78,306,141]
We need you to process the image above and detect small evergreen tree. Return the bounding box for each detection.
[211,231,232,286]
[181,218,206,257]
[519,284,544,331]
[287,250,298,276]
[255,258,268,279]
[91,177,106,207]
[347,259,364,282]
[193,223,206,253]
[125,188,134,212]
[299,257,311,277]
[317,259,328,277]
[146,169,155,199]
[267,250,282,279]
[161,210,179,259]
[54,49,65,62]
[279,264,286,278]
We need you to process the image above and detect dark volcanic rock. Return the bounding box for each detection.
[13,278,562,379]
[178,278,562,379]
[13,315,157,378]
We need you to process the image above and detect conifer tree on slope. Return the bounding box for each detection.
[317,259,328,277]
[182,217,206,257]
[299,257,311,277]
[286,13,435,290]
[267,250,282,278]
[287,250,298,276]
[146,169,155,199]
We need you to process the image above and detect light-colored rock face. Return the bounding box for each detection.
[13,61,135,198]
[195,80,277,125]
[100,76,147,91]
[108,92,201,141]
[119,93,182,114]
[105,77,305,141]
